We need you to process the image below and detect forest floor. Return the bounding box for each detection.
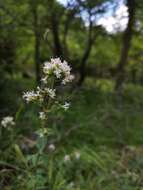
[1,77,143,189]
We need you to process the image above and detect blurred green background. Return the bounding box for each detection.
[1,0,143,189]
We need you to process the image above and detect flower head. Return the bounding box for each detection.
[68,182,75,188]
[1,116,15,128]
[44,88,56,99]
[62,74,74,85]
[74,151,80,160]
[39,112,46,120]
[43,58,74,84]
[61,102,70,111]
[23,86,56,104]
[48,144,55,151]
[64,154,71,162]
[23,90,43,103]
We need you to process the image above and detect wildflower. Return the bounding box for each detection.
[60,60,71,74]
[61,102,70,111]
[44,88,56,99]
[23,90,43,103]
[43,61,54,75]
[54,69,62,78]
[68,182,74,188]
[74,151,80,160]
[62,74,74,85]
[64,155,71,162]
[1,116,15,128]
[23,58,74,127]
[23,91,37,103]
[39,112,46,120]
[48,144,55,151]
[43,58,74,84]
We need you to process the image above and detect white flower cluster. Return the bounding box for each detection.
[44,88,56,99]
[1,116,15,128]
[23,58,74,121]
[23,90,41,103]
[43,58,74,85]
[23,87,56,103]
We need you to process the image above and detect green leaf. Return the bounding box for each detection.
[14,144,27,167]
[36,136,47,153]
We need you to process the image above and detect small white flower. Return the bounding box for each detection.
[54,68,62,78]
[48,144,55,151]
[39,112,46,120]
[61,102,70,111]
[74,151,80,160]
[68,182,74,188]
[60,60,71,73]
[64,155,71,162]
[45,88,56,99]
[1,116,15,128]
[23,91,42,103]
[43,61,53,75]
[23,91,35,102]
[62,74,74,85]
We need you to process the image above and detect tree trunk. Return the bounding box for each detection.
[115,0,136,91]
[78,21,94,86]
[51,16,63,58]
[63,9,77,59]
[34,30,41,84]
[32,4,41,84]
